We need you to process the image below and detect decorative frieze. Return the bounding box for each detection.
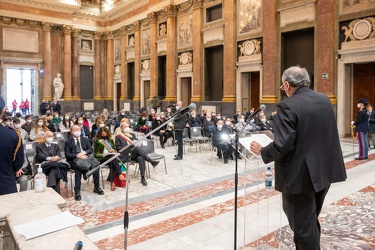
[278,2,315,28]
[339,0,375,15]
[238,39,261,57]
[342,17,375,43]
[178,52,193,66]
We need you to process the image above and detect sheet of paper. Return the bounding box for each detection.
[13,211,84,240]
[239,134,273,158]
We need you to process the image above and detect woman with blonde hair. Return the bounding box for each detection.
[29,117,50,142]
[91,115,105,138]
[113,117,130,139]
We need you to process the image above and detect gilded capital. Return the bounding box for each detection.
[164,4,178,17]
[62,25,73,34]
[72,28,81,37]
[192,0,204,9]
[42,22,53,31]
[105,31,114,40]
[94,32,103,40]
[148,12,158,23]
[133,21,141,31]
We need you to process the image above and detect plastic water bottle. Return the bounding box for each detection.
[265,166,273,191]
[34,166,46,193]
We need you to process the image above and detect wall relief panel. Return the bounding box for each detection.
[238,0,262,34]
[340,0,375,15]
[178,14,193,49]
[2,27,38,53]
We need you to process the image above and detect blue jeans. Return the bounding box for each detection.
[358,131,369,159]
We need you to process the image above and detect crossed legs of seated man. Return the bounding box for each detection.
[68,161,103,201]
[131,146,159,186]
[216,142,234,163]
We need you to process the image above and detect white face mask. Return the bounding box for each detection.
[99,123,105,128]
[14,124,21,129]
[151,111,155,114]
[46,137,53,144]
[239,119,244,123]
[217,125,223,130]
[78,120,83,125]
[38,122,44,126]
[192,115,196,118]
[212,113,216,116]
[207,118,211,122]
[121,113,125,116]
[124,127,130,133]
[142,117,146,120]
[217,116,221,119]
[73,131,81,137]
[176,106,180,110]
[5,121,11,126]
[261,119,266,122]
[357,103,361,108]
[250,119,255,123]
[156,117,160,120]
[65,116,69,120]
[225,121,231,126]
[55,115,58,118]
[27,119,32,123]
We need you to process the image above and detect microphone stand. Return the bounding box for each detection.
[87,111,185,250]
[232,112,261,250]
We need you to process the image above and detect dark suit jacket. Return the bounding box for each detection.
[0,126,24,195]
[354,108,369,132]
[369,110,375,134]
[261,86,347,194]
[64,136,93,161]
[115,133,137,162]
[35,143,61,163]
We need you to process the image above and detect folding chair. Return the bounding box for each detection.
[139,140,167,174]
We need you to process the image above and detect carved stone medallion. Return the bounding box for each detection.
[353,19,372,40]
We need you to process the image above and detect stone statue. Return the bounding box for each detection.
[53,73,64,100]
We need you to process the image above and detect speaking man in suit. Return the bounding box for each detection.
[0,96,24,195]
[35,131,68,194]
[65,125,104,201]
[250,66,347,249]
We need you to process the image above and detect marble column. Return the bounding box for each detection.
[120,27,127,100]
[94,32,102,100]
[191,0,203,102]
[133,21,141,101]
[316,0,336,103]
[261,1,278,104]
[164,5,177,102]
[42,22,53,101]
[222,0,236,103]
[105,32,114,101]
[62,25,73,100]
[149,12,158,99]
[71,29,80,99]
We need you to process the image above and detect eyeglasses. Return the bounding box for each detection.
[280,82,286,91]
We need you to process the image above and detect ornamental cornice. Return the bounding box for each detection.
[164,4,178,17]
[42,22,53,31]
[1,0,81,14]
[62,25,73,34]
[191,0,204,9]
[148,12,158,24]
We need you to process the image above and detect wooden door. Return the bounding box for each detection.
[353,63,375,119]
[250,71,260,110]
[181,77,191,106]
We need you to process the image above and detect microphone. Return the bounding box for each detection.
[175,103,196,116]
[247,104,266,121]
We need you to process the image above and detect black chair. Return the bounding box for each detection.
[182,128,197,153]
[189,127,210,152]
[139,140,167,174]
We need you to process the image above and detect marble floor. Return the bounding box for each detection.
[59,138,375,250]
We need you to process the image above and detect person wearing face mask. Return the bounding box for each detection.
[59,113,74,132]
[30,118,50,142]
[250,66,346,249]
[13,118,28,141]
[94,127,125,191]
[257,115,274,133]
[65,125,104,201]
[91,116,106,138]
[212,120,235,164]
[188,110,201,128]
[199,109,207,125]
[368,103,375,149]
[80,114,90,128]
[136,112,151,139]
[224,117,234,131]
[52,112,62,125]
[22,115,34,135]
[75,116,90,138]
[4,117,12,127]
[245,107,255,121]
[115,122,159,186]
[172,101,187,160]
[202,114,215,137]
[116,109,128,130]
[35,131,69,194]
[148,109,156,121]
[234,115,254,134]
[113,117,130,138]
[233,109,242,125]
[152,113,171,148]
[352,98,369,160]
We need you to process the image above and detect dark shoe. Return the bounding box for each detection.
[161,145,165,149]
[93,186,104,195]
[229,155,234,160]
[75,193,81,201]
[224,159,228,164]
[83,174,88,180]
[364,157,368,159]
[141,177,148,186]
[150,160,160,167]
[355,157,363,160]
[218,155,222,159]
[174,156,183,160]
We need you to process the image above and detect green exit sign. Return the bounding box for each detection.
[322,73,328,79]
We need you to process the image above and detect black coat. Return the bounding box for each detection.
[261,87,347,194]
[369,110,375,134]
[0,126,24,195]
[115,133,137,162]
[354,108,369,132]
[64,136,93,161]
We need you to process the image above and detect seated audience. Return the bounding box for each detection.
[136,112,151,139]
[152,113,172,148]
[45,115,56,132]
[16,154,32,192]
[94,127,125,191]
[188,110,201,128]
[65,125,104,201]
[224,117,234,131]
[52,112,62,124]
[30,117,50,142]
[115,122,159,186]
[233,109,242,125]
[15,113,25,126]
[202,114,215,137]
[113,117,130,139]
[245,107,255,121]
[116,109,128,129]
[91,115,106,138]
[148,109,156,121]
[199,109,207,125]
[59,113,74,132]
[258,114,274,132]
[35,131,69,194]
[81,113,90,129]
[76,116,90,138]
[234,115,254,133]
[212,120,235,164]
[4,117,12,127]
